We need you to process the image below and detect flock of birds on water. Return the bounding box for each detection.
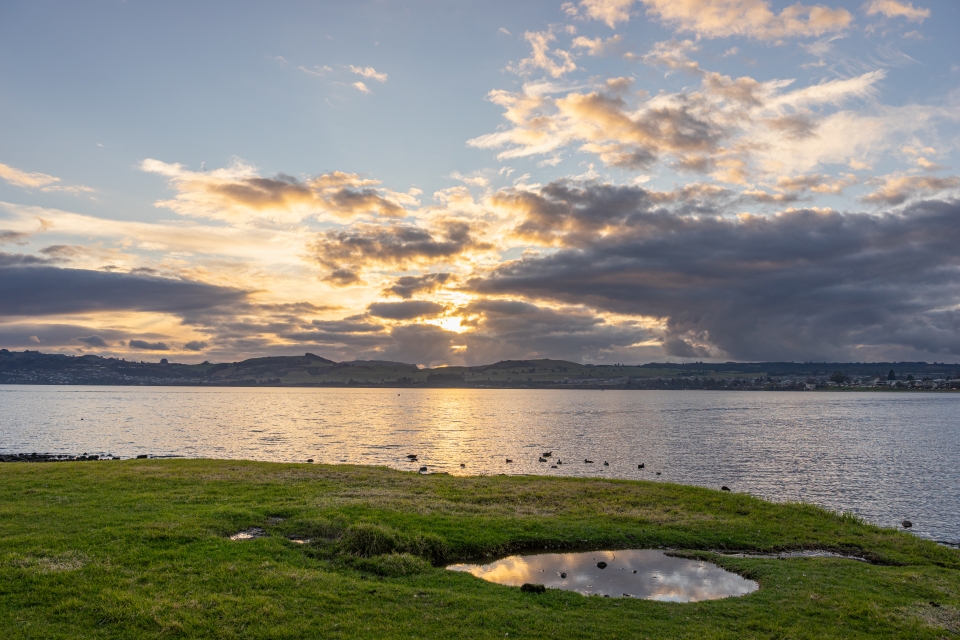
[401,452,680,480]
[396,453,916,529]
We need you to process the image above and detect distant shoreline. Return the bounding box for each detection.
[3,349,958,391]
[1,381,958,392]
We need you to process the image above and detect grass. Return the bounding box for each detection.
[0,459,958,638]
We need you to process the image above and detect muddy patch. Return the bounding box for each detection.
[11,552,88,572]
[229,527,265,541]
[717,550,869,562]
[910,601,960,636]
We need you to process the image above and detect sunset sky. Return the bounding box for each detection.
[2,0,959,365]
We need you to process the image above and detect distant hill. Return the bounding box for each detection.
[0,349,957,390]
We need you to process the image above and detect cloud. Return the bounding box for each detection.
[862,174,959,205]
[313,220,488,285]
[0,324,129,350]
[140,159,415,222]
[640,39,703,75]
[0,162,92,195]
[470,62,947,185]
[298,65,332,77]
[384,273,453,299]
[368,300,448,320]
[352,81,371,93]
[277,298,654,366]
[0,163,60,189]
[571,34,622,56]
[314,220,490,286]
[129,339,170,351]
[579,0,635,27]
[509,30,577,78]
[184,340,209,351]
[0,267,246,318]
[580,0,854,38]
[775,173,859,194]
[468,181,960,360]
[916,157,943,171]
[348,65,388,82]
[0,252,51,267]
[863,0,929,22]
[640,0,853,39]
[77,335,108,347]
[0,230,30,245]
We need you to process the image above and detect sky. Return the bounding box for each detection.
[1,0,959,366]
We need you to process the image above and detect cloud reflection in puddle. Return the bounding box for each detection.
[447,549,758,601]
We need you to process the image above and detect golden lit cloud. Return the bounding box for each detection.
[348,65,388,82]
[140,159,417,223]
[578,0,853,39]
[863,0,930,22]
[509,30,577,78]
[571,34,622,56]
[579,0,635,27]
[651,0,851,39]
[861,174,959,205]
[0,162,92,195]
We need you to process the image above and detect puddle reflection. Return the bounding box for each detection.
[447,549,758,601]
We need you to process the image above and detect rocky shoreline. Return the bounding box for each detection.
[0,452,112,462]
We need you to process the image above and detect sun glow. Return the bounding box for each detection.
[428,316,469,333]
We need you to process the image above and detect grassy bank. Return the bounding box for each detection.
[1,460,957,638]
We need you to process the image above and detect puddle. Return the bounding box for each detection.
[447,549,758,601]
[229,527,265,540]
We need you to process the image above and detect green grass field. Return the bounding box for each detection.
[1,459,957,638]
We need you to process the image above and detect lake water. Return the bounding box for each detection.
[0,386,957,544]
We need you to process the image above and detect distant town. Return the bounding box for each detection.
[1,349,958,390]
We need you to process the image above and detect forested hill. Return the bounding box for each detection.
[1,349,957,389]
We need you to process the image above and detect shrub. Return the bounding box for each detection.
[352,553,432,577]
[407,532,449,564]
[296,517,344,541]
[341,523,402,557]
[340,523,449,563]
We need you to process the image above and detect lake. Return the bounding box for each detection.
[0,386,957,544]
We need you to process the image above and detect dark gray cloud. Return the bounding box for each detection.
[77,335,108,347]
[0,324,128,350]
[0,230,30,245]
[368,301,447,320]
[184,340,209,351]
[129,339,169,351]
[495,180,729,246]
[313,221,487,284]
[469,181,960,361]
[0,266,247,317]
[384,273,452,299]
[0,252,51,267]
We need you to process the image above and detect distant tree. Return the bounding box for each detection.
[888,369,896,380]
[830,371,848,384]
[906,374,914,381]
